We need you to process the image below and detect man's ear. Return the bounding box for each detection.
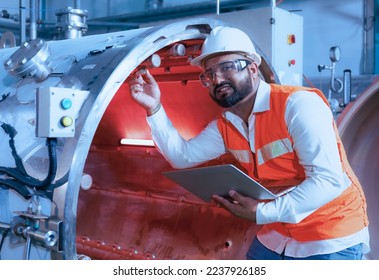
[249,62,260,78]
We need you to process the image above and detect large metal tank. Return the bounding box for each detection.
[337,79,379,260]
[0,18,277,260]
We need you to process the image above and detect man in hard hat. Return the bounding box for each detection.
[128,26,370,260]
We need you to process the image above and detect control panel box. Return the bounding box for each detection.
[36,87,79,138]
[217,7,304,85]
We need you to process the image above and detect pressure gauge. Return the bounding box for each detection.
[329,46,341,62]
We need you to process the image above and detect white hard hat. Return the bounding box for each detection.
[190,26,262,67]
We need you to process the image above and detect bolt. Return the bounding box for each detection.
[4,59,12,66]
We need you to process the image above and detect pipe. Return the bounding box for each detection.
[30,0,37,40]
[329,62,343,94]
[19,0,27,44]
[74,0,81,9]
[24,234,32,260]
[363,0,375,74]
[342,69,351,106]
[37,0,42,22]
[87,0,259,25]
[55,7,88,39]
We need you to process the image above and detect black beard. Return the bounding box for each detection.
[211,75,252,108]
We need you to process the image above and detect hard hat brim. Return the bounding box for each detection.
[190,50,261,67]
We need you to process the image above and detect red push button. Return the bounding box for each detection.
[288,34,296,44]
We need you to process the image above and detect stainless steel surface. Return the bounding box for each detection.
[3,39,52,81]
[0,18,274,260]
[30,0,37,40]
[55,7,88,39]
[19,0,27,43]
[338,78,379,260]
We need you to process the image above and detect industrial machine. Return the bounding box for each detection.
[0,17,277,260]
[0,14,377,260]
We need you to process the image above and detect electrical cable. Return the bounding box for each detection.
[0,121,70,200]
[0,123,58,202]
[0,228,10,260]
[44,171,69,192]
[0,178,31,199]
[0,137,58,189]
[1,123,27,176]
[36,171,70,200]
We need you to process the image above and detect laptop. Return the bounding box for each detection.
[162,164,295,202]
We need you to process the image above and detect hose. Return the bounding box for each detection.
[45,171,69,191]
[0,138,57,189]
[0,227,10,260]
[1,123,27,176]
[0,123,58,190]
[0,178,31,199]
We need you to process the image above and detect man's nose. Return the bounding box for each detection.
[212,72,225,85]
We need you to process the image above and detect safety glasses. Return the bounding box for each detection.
[199,59,252,87]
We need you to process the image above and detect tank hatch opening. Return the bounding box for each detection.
[76,37,276,259]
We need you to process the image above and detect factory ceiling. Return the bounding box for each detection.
[0,0,269,43]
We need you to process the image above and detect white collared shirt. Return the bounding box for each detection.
[147,80,370,258]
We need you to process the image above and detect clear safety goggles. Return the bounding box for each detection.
[199,59,252,87]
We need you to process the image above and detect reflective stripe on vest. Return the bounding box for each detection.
[257,138,293,165]
[227,148,252,164]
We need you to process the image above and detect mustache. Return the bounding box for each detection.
[213,81,235,96]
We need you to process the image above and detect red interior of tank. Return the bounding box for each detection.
[76,54,262,259]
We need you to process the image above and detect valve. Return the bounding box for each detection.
[3,39,52,82]
[317,46,343,114]
[12,209,62,259]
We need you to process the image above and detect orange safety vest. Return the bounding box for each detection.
[217,83,368,241]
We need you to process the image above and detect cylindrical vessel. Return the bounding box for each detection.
[338,80,379,260]
[0,18,278,260]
